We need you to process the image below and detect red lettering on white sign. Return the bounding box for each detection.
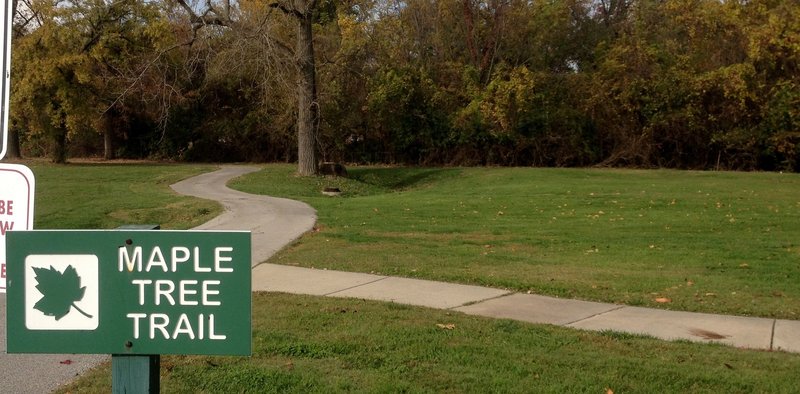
[0,200,13,215]
[0,163,36,291]
[0,220,13,235]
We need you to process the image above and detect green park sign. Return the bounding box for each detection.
[5,230,251,356]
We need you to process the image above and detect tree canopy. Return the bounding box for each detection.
[8,0,800,171]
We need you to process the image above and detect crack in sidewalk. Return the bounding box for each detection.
[449,291,515,310]
[323,276,390,297]
[770,319,776,351]
[563,305,627,327]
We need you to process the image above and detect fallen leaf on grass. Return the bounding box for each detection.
[436,323,456,330]
[606,388,614,394]
[654,297,671,303]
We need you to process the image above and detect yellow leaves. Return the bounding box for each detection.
[337,13,363,43]
[652,278,697,304]
[336,12,373,57]
[588,210,605,219]
[480,65,539,136]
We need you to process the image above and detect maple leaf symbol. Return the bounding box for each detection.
[32,265,93,320]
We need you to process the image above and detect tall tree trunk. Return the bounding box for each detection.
[295,11,319,176]
[462,0,479,66]
[52,127,68,164]
[175,0,321,175]
[103,113,115,160]
[462,0,506,84]
[6,128,21,159]
[104,129,114,160]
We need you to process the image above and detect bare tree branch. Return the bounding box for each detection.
[100,41,192,117]
[174,0,231,28]
[268,1,304,19]
[251,7,295,58]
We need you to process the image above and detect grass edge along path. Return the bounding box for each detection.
[29,162,222,230]
[230,165,800,320]
[58,293,800,393]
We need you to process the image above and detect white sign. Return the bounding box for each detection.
[24,254,99,330]
[0,0,12,160]
[0,163,35,292]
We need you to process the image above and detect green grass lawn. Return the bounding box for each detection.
[27,162,221,229]
[19,162,800,392]
[59,293,800,393]
[231,165,800,319]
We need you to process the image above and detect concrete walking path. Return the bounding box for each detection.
[170,166,317,265]
[183,166,800,354]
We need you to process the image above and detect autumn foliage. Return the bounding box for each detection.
[8,0,800,171]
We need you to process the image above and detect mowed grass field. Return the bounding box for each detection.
[20,162,800,392]
[60,293,800,393]
[28,162,220,229]
[231,165,800,319]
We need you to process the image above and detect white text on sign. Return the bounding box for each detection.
[119,245,236,341]
[118,246,234,273]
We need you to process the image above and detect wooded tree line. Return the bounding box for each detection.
[5,0,800,172]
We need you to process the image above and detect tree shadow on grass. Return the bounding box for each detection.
[348,167,461,191]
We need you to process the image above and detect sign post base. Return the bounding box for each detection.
[112,354,160,393]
